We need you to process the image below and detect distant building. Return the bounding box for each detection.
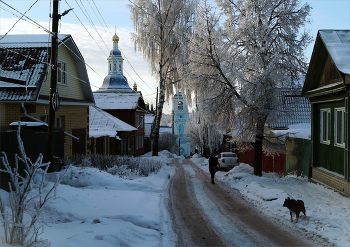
[172,92,190,156]
[92,33,146,156]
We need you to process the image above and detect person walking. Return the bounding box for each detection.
[208,153,218,184]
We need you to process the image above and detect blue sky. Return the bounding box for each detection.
[1,0,349,112]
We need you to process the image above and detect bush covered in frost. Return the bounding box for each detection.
[0,124,68,246]
[70,154,162,178]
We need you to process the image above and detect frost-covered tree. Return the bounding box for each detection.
[185,0,311,175]
[185,108,221,157]
[0,124,68,246]
[158,132,179,154]
[128,0,195,156]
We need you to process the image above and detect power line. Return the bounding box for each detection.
[64,0,108,57]
[86,0,157,94]
[74,0,110,51]
[0,1,53,35]
[0,2,105,83]
[0,0,39,41]
[0,45,150,114]
[0,1,157,112]
[65,0,157,99]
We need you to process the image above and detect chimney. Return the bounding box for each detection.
[151,103,153,113]
[133,82,137,91]
[146,102,149,112]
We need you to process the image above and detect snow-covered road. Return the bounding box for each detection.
[170,158,314,246]
[1,151,349,246]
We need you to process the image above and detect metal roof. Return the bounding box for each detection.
[268,88,311,129]
[319,30,350,75]
[0,34,94,103]
[89,106,137,138]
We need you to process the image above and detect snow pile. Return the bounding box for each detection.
[194,160,350,247]
[0,155,177,247]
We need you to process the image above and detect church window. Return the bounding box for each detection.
[109,63,111,72]
[114,63,116,71]
[119,63,122,72]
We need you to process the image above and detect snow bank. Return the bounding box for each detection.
[193,159,350,247]
[273,122,311,139]
[0,155,177,247]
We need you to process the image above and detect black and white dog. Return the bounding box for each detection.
[283,197,306,222]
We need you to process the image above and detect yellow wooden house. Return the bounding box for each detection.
[0,34,94,159]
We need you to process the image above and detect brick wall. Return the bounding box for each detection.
[312,167,350,196]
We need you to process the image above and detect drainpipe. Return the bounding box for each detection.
[21,102,79,141]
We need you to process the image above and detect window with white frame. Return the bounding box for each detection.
[141,116,144,128]
[335,108,346,146]
[320,109,331,144]
[57,61,67,85]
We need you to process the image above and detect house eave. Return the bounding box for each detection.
[303,82,346,98]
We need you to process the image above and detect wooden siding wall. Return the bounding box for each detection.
[3,103,90,158]
[40,45,85,100]
[317,100,347,176]
[0,103,5,127]
[320,55,343,87]
[312,167,350,196]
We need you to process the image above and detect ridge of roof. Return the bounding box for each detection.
[318,30,350,75]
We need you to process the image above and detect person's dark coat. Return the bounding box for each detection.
[209,156,218,174]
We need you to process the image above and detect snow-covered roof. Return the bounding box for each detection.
[319,30,350,75]
[0,34,93,103]
[160,126,172,134]
[272,122,311,140]
[145,115,155,124]
[89,106,137,139]
[93,92,140,110]
[9,121,46,127]
[144,114,155,138]
[268,88,311,129]
[0,34,70,48]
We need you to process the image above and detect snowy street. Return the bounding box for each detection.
[1,151,350,246]
[170,159,313,246]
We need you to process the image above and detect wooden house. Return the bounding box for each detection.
[0,34,94,160]
[302,30,350,196]
[93,90,146,156]
[89,106,137,155]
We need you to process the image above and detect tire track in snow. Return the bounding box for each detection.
[184,159,314,247]
[180,160,262,246]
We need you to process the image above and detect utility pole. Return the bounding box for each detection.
[47,1,73,165]
[47,0,59,164]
